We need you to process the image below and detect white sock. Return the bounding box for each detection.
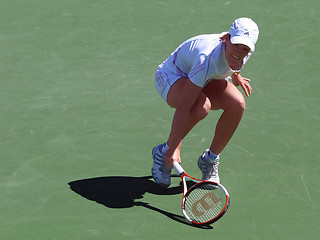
[208,149,220,161]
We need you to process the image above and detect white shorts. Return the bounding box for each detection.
[154,64,183,103]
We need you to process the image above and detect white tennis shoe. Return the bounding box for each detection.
[198,149,220,184]
[152,143,172,187]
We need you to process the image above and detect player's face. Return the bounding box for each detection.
[225,35,251,70]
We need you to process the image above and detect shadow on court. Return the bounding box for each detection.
[68,176,213,229]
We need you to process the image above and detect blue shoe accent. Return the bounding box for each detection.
[151,143,171,187]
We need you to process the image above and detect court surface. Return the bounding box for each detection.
[1,0,319,239]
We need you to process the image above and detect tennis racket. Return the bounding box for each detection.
[173,161,230,225]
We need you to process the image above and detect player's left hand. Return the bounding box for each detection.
[232,73,252,97]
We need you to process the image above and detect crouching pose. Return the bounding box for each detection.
[152,18,259,187]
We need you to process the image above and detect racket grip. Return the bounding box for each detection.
[173,161,185,175]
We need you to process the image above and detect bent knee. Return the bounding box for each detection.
[230,96,246,114]
[191,96,211,121]
[198,100,211,119]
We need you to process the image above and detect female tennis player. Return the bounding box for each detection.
[152,17,259,187]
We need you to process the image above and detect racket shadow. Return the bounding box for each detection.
[68,175,213,229]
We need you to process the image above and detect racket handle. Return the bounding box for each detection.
[173,161,185,175]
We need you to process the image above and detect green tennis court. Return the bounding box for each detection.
[1,0,319,239]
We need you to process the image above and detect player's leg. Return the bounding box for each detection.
[164,77,212,172]
[198,79,245,183]
[167,77,212,137]
[152,76,212,187]
[203,79,245,154]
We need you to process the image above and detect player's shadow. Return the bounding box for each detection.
[68,175,213,229]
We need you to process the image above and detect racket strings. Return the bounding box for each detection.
[183,183,227,223]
